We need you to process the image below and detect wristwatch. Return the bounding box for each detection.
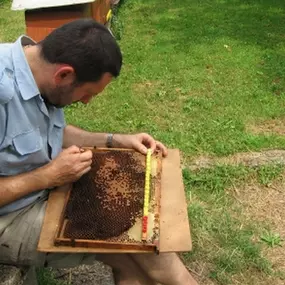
[106,133,113,148]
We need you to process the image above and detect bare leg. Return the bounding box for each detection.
[97,253,156,285]
[130,253,198,285]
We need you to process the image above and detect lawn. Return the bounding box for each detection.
[1,0,285,284]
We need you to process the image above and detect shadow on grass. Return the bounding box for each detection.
[135,0,285,49]
[134,0,285,93]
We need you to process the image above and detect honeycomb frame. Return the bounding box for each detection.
[54,147,162,252]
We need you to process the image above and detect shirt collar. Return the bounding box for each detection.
[11,36,40,101]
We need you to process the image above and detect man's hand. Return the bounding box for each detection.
[113,133,168,157]
[47,145,93,186]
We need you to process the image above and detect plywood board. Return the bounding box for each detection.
[159,149,192,252]
[37,149,192,253]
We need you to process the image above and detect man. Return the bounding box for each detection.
[0,19,198,285]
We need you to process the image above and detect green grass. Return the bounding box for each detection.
[1,0,285,284]
[3,0,285,157]
[260,231,283,248]
[37,268,67,285]
[64,0,285,157]
[257,164,284,185]
[183,164,284,284]
[0,0,24,42]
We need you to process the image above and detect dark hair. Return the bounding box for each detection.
[39,19,122,83]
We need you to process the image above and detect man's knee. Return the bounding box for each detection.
[131,253,195,285]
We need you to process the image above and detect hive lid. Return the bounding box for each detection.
[11,0,95,11]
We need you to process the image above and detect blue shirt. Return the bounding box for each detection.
[0,36,65,215]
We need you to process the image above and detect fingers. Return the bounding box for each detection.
[63,146,92,161]
[141,133,157,153]
[133,139,148,155]
[79,160,92,169]
[65,145,81,153]
[75,160,92,179]
[155,141,168,157]
[134,133,155,154]
[77,165,92,178]
[136,133,168,157]
[79,149,93,161]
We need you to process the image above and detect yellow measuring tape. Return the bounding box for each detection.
[106,10,112,22]
[142,149,152,240]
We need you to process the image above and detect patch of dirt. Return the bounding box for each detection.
[132,80,162,92]
[187,150,285,171]
[187,150,285,284]
[228,179,285,280]
[247,119,285,135]
[187,261,215,285]
[229,180,285,235]
[231,270,285,285]
[186,156,215,170]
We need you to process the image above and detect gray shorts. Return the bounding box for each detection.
[0,196,97,268]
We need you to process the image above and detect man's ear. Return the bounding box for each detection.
[54,65,76,86]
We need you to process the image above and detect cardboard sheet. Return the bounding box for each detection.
[37,149,192,253]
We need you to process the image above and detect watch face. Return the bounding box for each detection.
[107,133,113,148]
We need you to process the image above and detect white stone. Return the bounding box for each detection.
[0,265,22,285]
